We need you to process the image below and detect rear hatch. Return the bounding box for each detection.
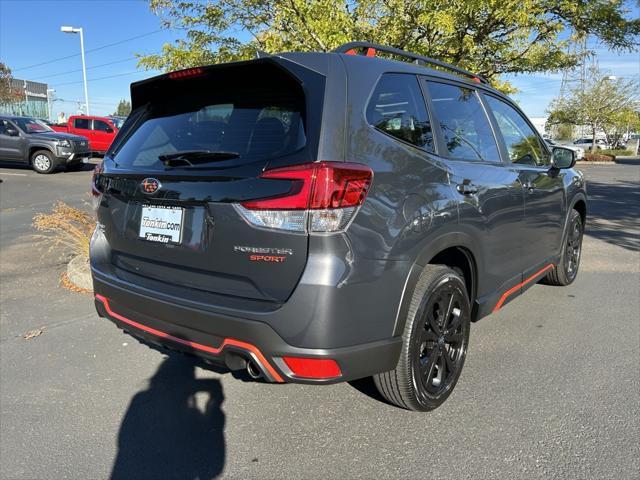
[95,59,326,303]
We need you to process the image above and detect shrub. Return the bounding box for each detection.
[33,202,95,258]
[599,149,633,157]
[582,153,615,162]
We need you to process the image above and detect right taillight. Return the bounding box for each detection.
[236,162,373,233]
[91,161,103,210]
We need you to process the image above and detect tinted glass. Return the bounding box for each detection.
[426,81,499,162]
[109,117,125,128]
[93,120,112,132]
[112,76,306,171]
[367,74,434,151]
[485,96,550,166]
[13,117,52,133]
[74,118,90,129]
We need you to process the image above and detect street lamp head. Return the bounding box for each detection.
[60,26,79,33]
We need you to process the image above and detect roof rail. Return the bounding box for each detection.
[332,41,488,85]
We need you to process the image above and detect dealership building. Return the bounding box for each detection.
[0,78,50,119]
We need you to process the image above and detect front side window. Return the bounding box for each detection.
[366,73,434,151]
[485,96,550,166]
[93,120,112,132]
[74,118,90,129]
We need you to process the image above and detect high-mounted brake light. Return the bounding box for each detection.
[168,67,204,80]
[235,162,373,233]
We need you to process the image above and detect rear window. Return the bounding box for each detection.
[112,69,306,171]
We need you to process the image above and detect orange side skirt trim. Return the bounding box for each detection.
[492,264,555,313]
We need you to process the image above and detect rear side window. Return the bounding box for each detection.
[112,68,306,171]
[485,96,550,166]
[74,118,90,129]
[425,81,500,162]
[367,74,434,151]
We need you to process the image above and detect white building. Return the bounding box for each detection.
[529,117,548,136]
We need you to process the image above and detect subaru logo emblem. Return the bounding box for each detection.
[141,178,161,194]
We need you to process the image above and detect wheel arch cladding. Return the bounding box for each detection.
[29,145,54,161]
[572,198,587,225]
[393,242,479,336]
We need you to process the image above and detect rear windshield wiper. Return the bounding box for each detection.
[159,150,240,167]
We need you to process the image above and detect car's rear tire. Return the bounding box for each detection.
[374,265,471,411]
[543,209,583,286]
[31,150,56,174]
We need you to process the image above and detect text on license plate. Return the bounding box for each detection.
[139,205,184,244]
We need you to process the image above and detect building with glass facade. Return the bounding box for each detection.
[0,78,49,119]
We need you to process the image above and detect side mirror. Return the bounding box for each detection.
[5,127,19,137]
[551,146,576,169]
[106,127,114,133]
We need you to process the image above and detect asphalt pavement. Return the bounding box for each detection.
[0,159,638,480]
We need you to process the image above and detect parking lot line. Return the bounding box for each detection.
[0,172,28,176]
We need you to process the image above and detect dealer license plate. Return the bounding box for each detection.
[139,205,184,244]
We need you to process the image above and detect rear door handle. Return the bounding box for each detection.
[456,180,478,195]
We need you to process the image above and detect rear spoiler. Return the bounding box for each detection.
[130,58,274,111]
[130,56,327,111]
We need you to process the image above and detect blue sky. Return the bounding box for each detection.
[1,0,638,118]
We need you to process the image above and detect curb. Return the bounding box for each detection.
[66,254,92,291]
[575,161,616,165]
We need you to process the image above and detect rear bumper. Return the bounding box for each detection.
[93,274,402,384]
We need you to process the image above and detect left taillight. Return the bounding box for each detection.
[235,162,373,233]
[91,161,103,210]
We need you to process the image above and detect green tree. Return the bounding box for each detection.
[553,123,575,141]
[548,66,639,151]
[114,99,131,116]
[139,0,639,91]
[603,108,640,149]
[0,62,21,105]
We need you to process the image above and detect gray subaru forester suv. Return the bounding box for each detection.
[91,42,586,411]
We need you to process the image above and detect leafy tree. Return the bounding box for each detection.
[139,0,639,91]
[548,66,639,151]
[553,123,575,141]
[0,62,21,105]
[602,108,640,149]
[114,99,131,117]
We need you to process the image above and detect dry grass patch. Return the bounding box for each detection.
[32,201,94,258]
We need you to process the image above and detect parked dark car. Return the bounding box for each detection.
[0,115,91,173]
[91,43,586,411]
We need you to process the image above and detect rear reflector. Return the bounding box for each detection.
[281,357,342,380]
[237,162,373,233]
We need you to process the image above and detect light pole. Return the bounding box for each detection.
[60,25,90,115]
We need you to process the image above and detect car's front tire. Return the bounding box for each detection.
[543,209,583,286]
[31,150,57,174]
[374,265,471,411]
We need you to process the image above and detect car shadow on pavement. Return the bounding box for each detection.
[585,179,640,251]
[111,355,226,480]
